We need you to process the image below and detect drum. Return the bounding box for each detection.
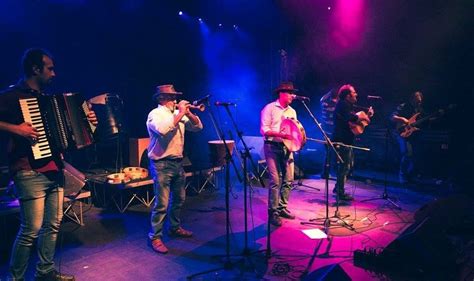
[208,140,235,167]
[280,118,307,152]
[89,93,124,140]
[107,173,131,184]
[122,167,148,180]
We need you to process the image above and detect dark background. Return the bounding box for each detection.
[0,0,472,186]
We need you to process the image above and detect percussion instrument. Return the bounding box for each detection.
[280,118,306,152]
[208,140,235,167]
[19,92,95,160]
[122,167,149,180]
[107,173,131,184]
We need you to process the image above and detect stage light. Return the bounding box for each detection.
[198,18,203,23]
[233,24,238,30]
[328,6,331,10]
[178,11,183,16]
[218,23,223,27]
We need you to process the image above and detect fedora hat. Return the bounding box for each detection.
[153,84,183,100]
[274,81,298,93]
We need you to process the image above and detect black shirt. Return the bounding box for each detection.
[332,99,359,145]
[0,82,62,175]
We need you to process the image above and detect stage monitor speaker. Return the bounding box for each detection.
[302,264,351,281]
[129,138,150,167]
[378,195,469,277]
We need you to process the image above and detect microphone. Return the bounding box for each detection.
[192,94,211,105]
[367,95,383,99]
[215,101,236,106]
[292,94,310,101]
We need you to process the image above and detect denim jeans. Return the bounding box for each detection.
[334,146,354,194]
[148,159,186,240]
[264,142,294,215]
[397,136,415,182]
[9,170,64,281]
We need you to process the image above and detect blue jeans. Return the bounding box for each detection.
[9,170,64,281]
[334,146,354,194]
[397,136,415,182]
[264,142,294,215]
[148,159,186,240]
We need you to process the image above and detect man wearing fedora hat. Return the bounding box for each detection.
[260,81,299,227]
[146,84,203,254]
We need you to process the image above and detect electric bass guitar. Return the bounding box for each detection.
[396,104,455,138]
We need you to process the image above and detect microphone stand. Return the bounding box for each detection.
[296,100,355,232]
[186,102,241,280]
[361,124,401,209]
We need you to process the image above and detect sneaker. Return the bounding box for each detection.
[270,213,282,226]
[169,227,193,238]
[150,238,169,254]
[35,270,75,281]
[279,209,296,219]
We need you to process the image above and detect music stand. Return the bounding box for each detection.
[361,126,401,209]
[222,104,267,270]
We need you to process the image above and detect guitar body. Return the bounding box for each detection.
[396,104,454,138]
[349,111,370,135]
[397,113,421,138]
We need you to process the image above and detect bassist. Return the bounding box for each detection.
[391,91,425,184]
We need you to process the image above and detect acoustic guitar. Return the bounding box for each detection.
[396,104,455,138]
[349,106,373,135]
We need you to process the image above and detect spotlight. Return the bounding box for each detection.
[198,18,203,23]
[178,11,183,16]
[233,24,238,30]
[327,6,331,10]
[218,23,223,27]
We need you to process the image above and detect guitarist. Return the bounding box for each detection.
[391,91,425,184]
[332,84,373,201]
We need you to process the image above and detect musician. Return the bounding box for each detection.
[260,81,298,227]
[0,48,97,281]
[332,84,373,201]
[146,84,203,254]
[391,91,425,184]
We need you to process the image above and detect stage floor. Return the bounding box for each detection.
[0,173,465,280]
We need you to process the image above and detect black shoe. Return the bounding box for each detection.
[35,270,75,281]
[270,213,282,226]
[279,209,296,219]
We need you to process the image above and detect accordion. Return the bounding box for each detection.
[19,92,96,160]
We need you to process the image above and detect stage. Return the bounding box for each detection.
[1,171,471,280]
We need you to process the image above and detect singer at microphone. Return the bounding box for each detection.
[292,94,310,101]
[214,101,236,106]
[192,94,211,105]
[367,95,383,99]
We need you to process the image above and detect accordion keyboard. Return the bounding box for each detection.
[19,98,53,160]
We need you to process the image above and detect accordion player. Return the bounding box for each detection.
[19,92,96,160]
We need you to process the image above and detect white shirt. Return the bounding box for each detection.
[260,100,297,142]
[146,105,203,160]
